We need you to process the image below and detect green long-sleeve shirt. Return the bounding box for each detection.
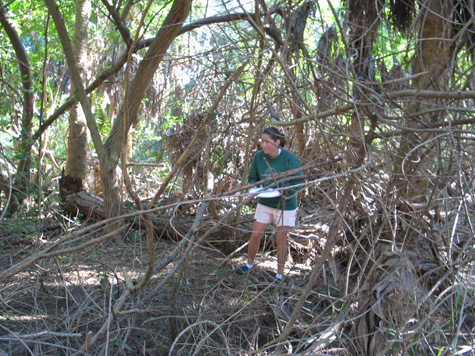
[248,149,304,210]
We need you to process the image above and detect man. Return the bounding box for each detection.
[235,127,304,282]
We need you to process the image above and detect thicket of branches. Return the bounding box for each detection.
[1,0,475,355]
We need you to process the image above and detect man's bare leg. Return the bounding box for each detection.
[247,221,268,265]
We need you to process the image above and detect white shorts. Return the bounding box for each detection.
[254,203,297,227]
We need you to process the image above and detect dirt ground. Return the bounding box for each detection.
[0,215,344,355]
[2,207,474,356]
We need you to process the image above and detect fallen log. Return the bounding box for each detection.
[61,190,194,239]
[59,189,255,243]
[64,190,106,218]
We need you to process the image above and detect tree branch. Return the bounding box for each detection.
[274,90,475,127]
[44,0,106,161]
[101,0,132,46]
[35,10,276,139]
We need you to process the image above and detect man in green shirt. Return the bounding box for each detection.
[235,127,304,282]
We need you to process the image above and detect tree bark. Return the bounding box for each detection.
[44,0,105,160]
[65,0,91,191]
[347,0,382,166]
[391,0,453,230]
[350,2,455,355]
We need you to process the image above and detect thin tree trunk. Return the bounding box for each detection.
[391,0,453,246]
[347,0,382,166]
[100,0,193,220]
[351,2,454,355]
[0,1,34,207]
[62,0,91,207]
[65,0,91,185]
[44,0,105,160]
[46,0,192,223]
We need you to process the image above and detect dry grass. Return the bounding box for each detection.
[0,215,344,355]
[1,136,475,355]
[1,183,474,356]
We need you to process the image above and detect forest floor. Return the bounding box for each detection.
[2,201,473,355]
[0,211,347,355]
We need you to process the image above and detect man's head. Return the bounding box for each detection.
[262,127,286,148]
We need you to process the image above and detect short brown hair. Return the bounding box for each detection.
[263,127,286,147]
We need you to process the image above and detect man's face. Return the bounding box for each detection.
[260,133,280,157]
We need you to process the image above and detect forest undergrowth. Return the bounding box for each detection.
[0,205,340,356]
[2,0,475,354]
[0,173,474,356]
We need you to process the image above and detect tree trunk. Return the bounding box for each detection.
[65,0,91,190]
[391,0,453,244]
[100,0,193,220]
[351,2,454,355]
[0,1,35,206]
[347,0,382,166]
[46,0,192,223]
